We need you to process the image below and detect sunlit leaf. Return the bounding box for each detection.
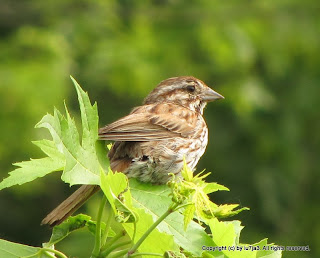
[203,183,229,194]
[100,169,136,223]
[0,140,65,190]
[123,208,179,255]
[183,203,195,230]
[129,179,215,256]
[254,239,282,258]
[212,204,250,219]
[35,78,105,185]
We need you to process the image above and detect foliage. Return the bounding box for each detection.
[0,1,319,256]
[0,79,281,257]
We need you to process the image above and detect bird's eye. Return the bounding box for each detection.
[186,85,195,93]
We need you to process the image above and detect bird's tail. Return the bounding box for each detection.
[41,185,100,227]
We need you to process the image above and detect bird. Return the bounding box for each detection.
[41,76,224,226]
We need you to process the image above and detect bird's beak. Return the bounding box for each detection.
[202,87,224,102]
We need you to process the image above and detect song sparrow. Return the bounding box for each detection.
[42,76,224,226]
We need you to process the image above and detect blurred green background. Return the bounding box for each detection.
[0,1,319,257]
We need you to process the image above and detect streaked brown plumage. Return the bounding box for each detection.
[42,76,224,226]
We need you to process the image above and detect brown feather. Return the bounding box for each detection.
[98,103,197,141]
[41,185,99,226]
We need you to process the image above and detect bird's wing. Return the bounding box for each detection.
[98,103,197,141]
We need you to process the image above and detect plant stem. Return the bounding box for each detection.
[41,248,68,258]
[101,240,131,257]
[102,230,126,251]
[107,249,130,258]
[91,195,107,257]
[126,203,178,256]
[175,202,193,211]
[130,253,163,257]
[132,221,137,242]
[101,202,113,247]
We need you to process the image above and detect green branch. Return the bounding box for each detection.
[126,203,179,257]
[101,202,113,248]
[107,249,130,258]
[91,195,107,257]
[130,253,163,257]
[101,240,131,257]
[41,248,68,258]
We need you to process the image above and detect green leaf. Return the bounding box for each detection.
[100,169,128,211]
[33,139,64,159]
[47,213,116,241]
[212,204,250,219]
[129,179,215,256]
[123,208,179,254]
[203,182,229,194]
[95,140,109,171]
[183,203,195,230]
[254,239,282,258]
[46,214,92,246]
[0,239,44,258]
[35,78,105,185]
[206,219,282,258]
[87,220,116,237]
[0,78,106,189]
[231,220,244,245]
[71,76,98,151]
[210,218,237,247]
[164,250,187,258]
[206,218,248,258]
[172,162,248,231]
[181,159,194,181]
[0,140,65,190]
[100,169,137,223]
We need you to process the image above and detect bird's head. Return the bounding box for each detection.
[144,76,224,114]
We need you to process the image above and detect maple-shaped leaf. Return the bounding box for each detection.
[0,77,108,189]
[35,77,107,185]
